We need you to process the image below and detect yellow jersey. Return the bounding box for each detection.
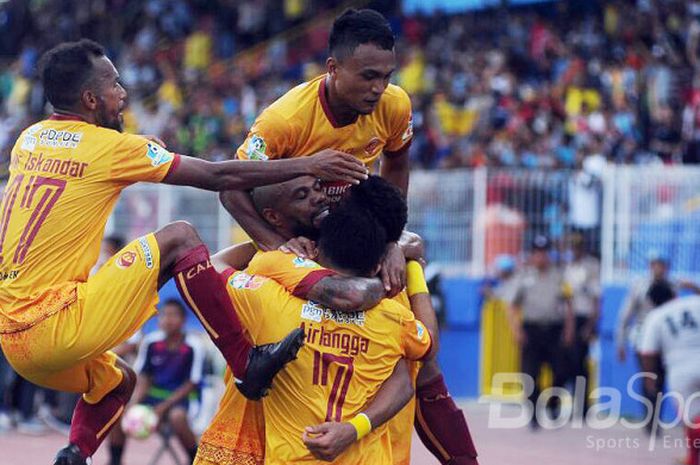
[236,74,413,200]
[0,115,178,333]
[220,266,431,465]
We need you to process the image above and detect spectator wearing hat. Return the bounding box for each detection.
[563,234,601,413]
[507,236,575,429]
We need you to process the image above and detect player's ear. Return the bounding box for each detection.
[326,57,337,77]
[262,208,283,229]
[81,88,98,111]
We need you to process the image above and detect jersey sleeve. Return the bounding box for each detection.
[397,303,432,361]
[246,251,336,298]
[638,311,663,355]
[236,109,294,160]
[110,133,180,183]
[384,87,413,153]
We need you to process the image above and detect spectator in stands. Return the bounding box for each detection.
[109,299,205,465]
[563,233,601,413]
[507,235,575,429]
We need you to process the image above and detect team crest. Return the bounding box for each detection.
[229,272,265,290]
[247,135,269,160]
[364,137,381,155]
[116,251,137,269]
[146,142,173,167]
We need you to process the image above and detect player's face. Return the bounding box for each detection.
[92,56,127,132]
[278,176,329,237]
[332,43,396,115]
[159,304,185,336]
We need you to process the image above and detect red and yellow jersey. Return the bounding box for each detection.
[251,251,422,463]
[236,74,412,200]
[220,268,431,465]
[0,116,179,333]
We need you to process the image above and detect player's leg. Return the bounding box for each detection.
[167,406,198,462]
[414,359,478,465]
[107,420,127,465]
[521,324,543,428]
[154,221,304,399]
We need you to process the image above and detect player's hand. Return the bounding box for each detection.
[279,237,317,259]
[305,150,368,184]
[398,231,425,262]
[380,242,406,297]
[140,134,167,147]
[303,422,357,462]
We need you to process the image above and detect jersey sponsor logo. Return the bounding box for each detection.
[229,272,265,290]
[138,237,154,269]
[301,300,365,326]
[20,124,42,151]
[364,137,381,155]
[116,251,137,269]
[38,128,83,149]
[146,142,174,167]
[293,256,318,268]
[0,270,19,281]
[401,115,414,143]
[246,135,269,160]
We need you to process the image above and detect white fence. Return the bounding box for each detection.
[1,165,693,285]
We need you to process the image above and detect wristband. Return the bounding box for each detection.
[348,412,372,440]
[406,260,429,297]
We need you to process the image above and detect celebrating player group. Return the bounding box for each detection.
[0,8,478,465]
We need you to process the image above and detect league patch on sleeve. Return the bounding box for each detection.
[145,142,174,167]
[401,115,414,143]
[415,320,426,340]
[293,256,318,268]
[247,134,269,160]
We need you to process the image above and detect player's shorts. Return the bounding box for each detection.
[0,234,161,404]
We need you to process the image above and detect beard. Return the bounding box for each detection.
[292,222,320,241]
[96,99,123,132]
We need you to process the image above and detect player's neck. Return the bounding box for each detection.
[52,108,95,124]
[324,76,359,126]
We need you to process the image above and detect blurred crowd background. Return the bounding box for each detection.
[3,0,700,176]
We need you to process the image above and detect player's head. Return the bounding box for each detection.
[251,176,329,240]
[530,235,551,269]
[39,39,126,131]
[317,203,387,277]
[159,299,186,336]
[327,9,396,115]
[343,175,407,242]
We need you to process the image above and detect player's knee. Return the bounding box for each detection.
[168,407,188,425]
[156,221,202,256]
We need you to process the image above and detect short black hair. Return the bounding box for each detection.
[319,203,387,276]
[344,175,407,242]
[162,298,187,317]
[38,39,106,109]
[329,9,395,61]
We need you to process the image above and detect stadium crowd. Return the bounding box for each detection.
[2,0,700,174]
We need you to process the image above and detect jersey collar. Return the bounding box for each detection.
[318,77,358,128]
[48,113,86,122]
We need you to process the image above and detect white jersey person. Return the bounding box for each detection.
[639,288,700,464]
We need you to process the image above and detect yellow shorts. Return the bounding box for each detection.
[0,234,161,404]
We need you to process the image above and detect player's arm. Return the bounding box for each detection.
[131,374,151,405]
[407,260,439,360]
[211,242,258,273]
[164,152,367,192]
[306,275,386,312]
[303,360,414,462]
[380,145,410,196]
[220,189,287,251]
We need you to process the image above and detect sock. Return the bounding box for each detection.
[188,445,198,461]
[109,444,124,465]
[69,383,131,459]
[174,244,251,378]
[414,374,478,465]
